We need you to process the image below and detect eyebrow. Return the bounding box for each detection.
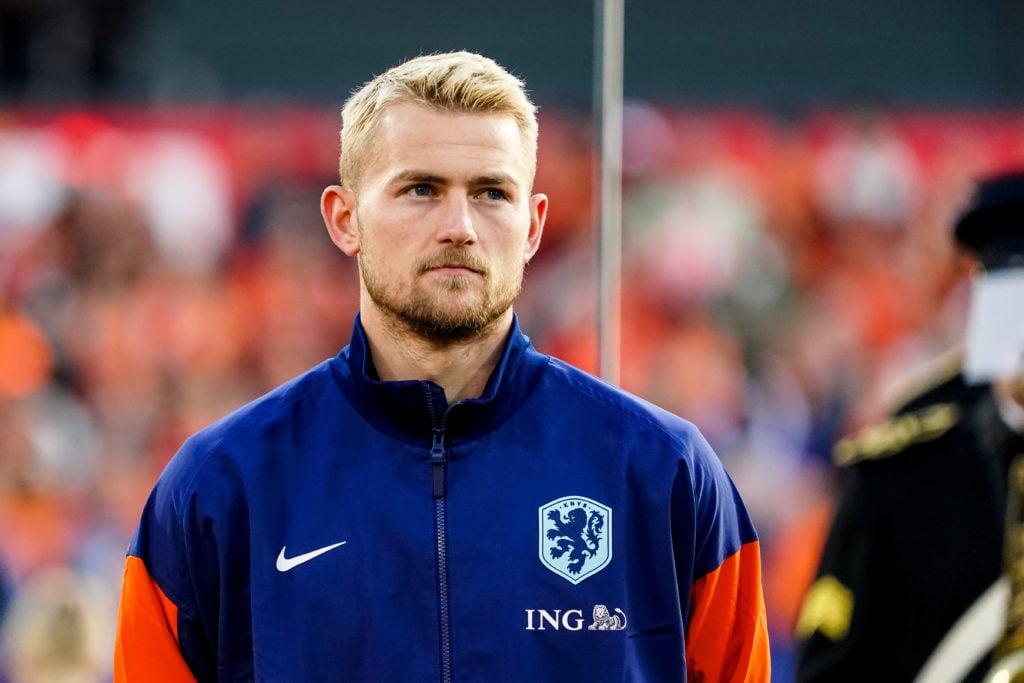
[390,171,446,185]
[474,173,520,188]
[388,170,521,189]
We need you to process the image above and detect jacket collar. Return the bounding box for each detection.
[330,313,548,444]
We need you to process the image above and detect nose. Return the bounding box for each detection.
[436,193,476,245]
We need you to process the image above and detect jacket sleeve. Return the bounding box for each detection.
[681,434,772,682]
[687,539,771,681]
[114,555,197,682]
[113,438,232,682]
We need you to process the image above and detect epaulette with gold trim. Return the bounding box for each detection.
[881,346,964,414]
[833,403,961,467]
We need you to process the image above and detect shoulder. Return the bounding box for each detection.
[832,402,961,467]
[198,358,334,439]
[538,360,757,553]
[833,351,988,467]
[884,347,987,414]
[542,356,704,442]
[538,357,724,478]
[161,359,338,494]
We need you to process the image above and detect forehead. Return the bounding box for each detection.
[365,103,532,184]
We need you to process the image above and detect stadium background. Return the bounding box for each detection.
[2,0,1024,679]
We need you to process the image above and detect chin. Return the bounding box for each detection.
[408,305,507,342]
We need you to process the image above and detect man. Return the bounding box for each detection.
[114,51,770,681]
[794,169,1024,682]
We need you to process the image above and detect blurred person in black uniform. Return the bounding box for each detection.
[794,169,1024,682]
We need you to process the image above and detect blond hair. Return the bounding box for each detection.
[338,51,538,190]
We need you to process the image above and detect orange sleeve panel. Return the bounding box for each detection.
[114,555,197,682]
[686,540,771,682]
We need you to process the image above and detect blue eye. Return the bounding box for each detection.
[409,184,434,197]
[483,188,507,201]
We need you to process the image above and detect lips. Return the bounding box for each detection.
[420,252,486,275]
[430,264,479,274]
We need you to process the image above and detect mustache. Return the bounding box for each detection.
[418,250,488,275]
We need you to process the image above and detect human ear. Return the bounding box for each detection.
[525,193,548,262]
[321,185,360,256]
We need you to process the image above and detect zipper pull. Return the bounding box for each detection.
[431,428,446,498]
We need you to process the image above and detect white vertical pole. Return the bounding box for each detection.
[595,0,624,384]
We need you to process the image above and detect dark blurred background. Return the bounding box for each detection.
[2,2,1024,681]
[5,0,1024,108]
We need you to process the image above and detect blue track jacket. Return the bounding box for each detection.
[115,315,770,681]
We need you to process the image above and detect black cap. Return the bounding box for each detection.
[954,170,1024,270]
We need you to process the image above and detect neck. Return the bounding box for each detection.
[360,306,512,404]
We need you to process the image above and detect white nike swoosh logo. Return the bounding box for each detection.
[276,541,347,572]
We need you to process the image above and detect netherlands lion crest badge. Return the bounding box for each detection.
[539,495,612,584]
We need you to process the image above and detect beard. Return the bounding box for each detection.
[360,246,523,343]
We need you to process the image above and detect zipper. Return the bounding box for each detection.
[434,497,453,683]
[431,428,447,498]
[424,384,454,683]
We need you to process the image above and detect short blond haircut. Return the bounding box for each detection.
[338,51,538,191]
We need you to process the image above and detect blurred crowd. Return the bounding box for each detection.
[1,101,1023,680]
